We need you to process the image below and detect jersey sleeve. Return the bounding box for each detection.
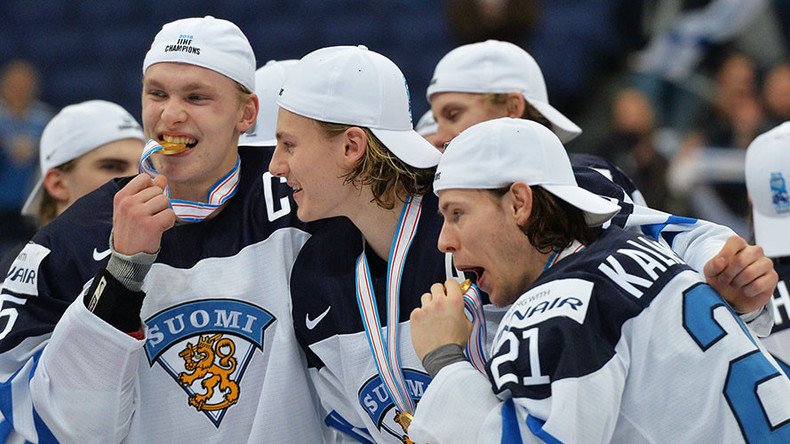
[0,191,123,442]
[29,296,144,442]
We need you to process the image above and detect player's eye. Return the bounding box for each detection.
[147,89,167,99]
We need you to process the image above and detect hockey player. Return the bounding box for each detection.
[0,16,322,442]
[746,122,790,367]
[0,100,144,278]
[270,46,778,443]
[426,39,775,316]
[409,118,790,443]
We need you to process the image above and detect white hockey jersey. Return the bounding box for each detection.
[289,167,755,443]
[0,147,323,443]
[410,227,790,443]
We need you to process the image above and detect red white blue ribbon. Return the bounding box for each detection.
[462,283,488,375]
[355,194,423,419]
[139,138,240,222]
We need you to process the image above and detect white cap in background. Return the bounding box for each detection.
[427,40,582,143]
[240,60,298,147]
[435,118,619,226]
[415,110,438,137]
[21,100,145,217]
[278,45,440,169]
[745,122,790,257]
[143,16,256,92]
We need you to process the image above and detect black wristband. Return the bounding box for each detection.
[83,268,146,333]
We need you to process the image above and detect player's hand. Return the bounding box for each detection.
[410,279,472,361]
[112,174,176,255]
[703,236,778,314]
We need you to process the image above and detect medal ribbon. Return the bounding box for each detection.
[139,138,240,222]
[355,194,423,419]
[462,283,488,375]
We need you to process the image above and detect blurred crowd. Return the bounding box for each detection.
[2,0,790,256]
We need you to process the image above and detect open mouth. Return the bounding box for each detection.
[159,135,198,155]
[458,266,484,283]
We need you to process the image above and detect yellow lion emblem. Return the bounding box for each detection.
[177,333,239,411]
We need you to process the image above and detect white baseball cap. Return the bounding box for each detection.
[427,40,582,144]
[240,59,298,147]
[278,45,440,169]
[143,16,256,92]
[21,100,145,217]
[745,122,790,257]
[435,118,620,226]
[415,110,438,137]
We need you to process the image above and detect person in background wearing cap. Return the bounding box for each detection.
[427,39,778,328]
[745,122,790,368]
[269,45,774,443]
[408,118,790,443]
[0,100,143,279]
[238,59,297,147]
[414,110,440,148]
[0,16,322,443]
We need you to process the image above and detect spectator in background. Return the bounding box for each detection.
[0,59,53,257]
[763,61,790,128]
[445,0,537,45]
[668,51,769,235]
[602,87,671,211]
[629,0,773,132]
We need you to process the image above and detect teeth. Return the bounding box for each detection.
[162,135,197,145]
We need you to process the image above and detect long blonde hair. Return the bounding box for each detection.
[317,122,435,210]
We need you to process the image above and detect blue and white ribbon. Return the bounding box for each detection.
[355,194,424,422]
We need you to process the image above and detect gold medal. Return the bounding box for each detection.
[460,279,472,293]
[395,410,413,433]
[160,142,188,155]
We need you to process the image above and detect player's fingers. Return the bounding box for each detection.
[122,173,156,195]
[732,274,777,313]
[152,174,168,190]
[420,292,432,307]
[703,256,726,279]
[729,255,776,290]
[704,236,747,278]
[717,244,766,285]
[721,235,749,256]
[151,207,177,232]
[431,282,447,298]
[444,279,462,297]
[133,184,169,204]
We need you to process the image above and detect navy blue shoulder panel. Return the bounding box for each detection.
[290,193,450,349]
[491,227,693,399]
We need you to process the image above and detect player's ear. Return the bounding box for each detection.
[237,93,259,133]
[505,93,526,118]
[43,168,70,203]
[342,126,368,166]
[509,181,533,226]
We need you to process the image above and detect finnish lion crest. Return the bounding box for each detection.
[177,333,240,411]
